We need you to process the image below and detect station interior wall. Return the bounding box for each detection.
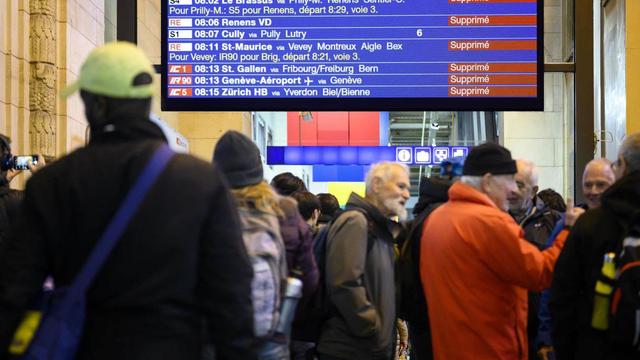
[1,0,638,198]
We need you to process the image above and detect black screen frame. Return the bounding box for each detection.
[161,1,544,111]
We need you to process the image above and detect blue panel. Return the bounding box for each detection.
[313,165,367,182]
[267,146,471,166]
[284,147,303,164]
[313,165,337,181]
[303,147,322,164]
[267,147,284,165]
[338,147,358,165]
[359,147,379,165]
[380,147,397,162]
[321,146,339,165]
[379,112,389,146]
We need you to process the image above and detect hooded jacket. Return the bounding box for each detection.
[550,170,640,360]
[515,196,562,250]
[0,119,255,360]
[421,182,568,360]
[318,193,399,360]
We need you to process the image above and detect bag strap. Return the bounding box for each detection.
[68,144,174,297]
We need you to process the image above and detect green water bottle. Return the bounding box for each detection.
[591,252,616,330]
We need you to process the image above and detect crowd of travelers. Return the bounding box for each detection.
[0,42,639,360]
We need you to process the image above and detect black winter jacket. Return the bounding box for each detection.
[514,196,562,250]
[0,119,256,360]
[550,170,640,360]
[0,185,23,250]
[512,196,561,357]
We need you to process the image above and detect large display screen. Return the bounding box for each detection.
[161,0,543,111]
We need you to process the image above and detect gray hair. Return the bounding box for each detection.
[460,175,484,189]
[365,162,409,195]
[621,132,640,173]
[461,174,515,190]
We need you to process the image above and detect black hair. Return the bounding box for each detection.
[0,134,11,155]
[537,188,566,212]
[270,172,307,196]
[317,193,340,218]
[291,191,321,221]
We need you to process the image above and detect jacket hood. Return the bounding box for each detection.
[601,170,640,222]
[414,177,451,214]
[239,207,281,233]
[510,195,555,225]
[345,192,399,237]
[346,192,386,223]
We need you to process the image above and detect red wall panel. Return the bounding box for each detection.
[287,111,381,146]
[317,112,349,145]
[349,112,380,145]
[299,112,319,146]
[287,112,300,146]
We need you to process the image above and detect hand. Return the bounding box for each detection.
[564,198,585,227]
[398,340,408,354]
[27,154,46,174]
[6,169,21,183]
[537,345,554,360]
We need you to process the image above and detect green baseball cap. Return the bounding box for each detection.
[61,41,155,99]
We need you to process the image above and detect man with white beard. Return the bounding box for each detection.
[317,162,410,360]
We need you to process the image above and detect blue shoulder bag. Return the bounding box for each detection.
[15,144,174,360]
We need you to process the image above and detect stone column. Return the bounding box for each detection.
[29,0,56,158]
[627,1,640,134]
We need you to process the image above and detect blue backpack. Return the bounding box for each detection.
[12,144,173,360]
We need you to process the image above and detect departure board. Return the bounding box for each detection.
[161,0,543,111]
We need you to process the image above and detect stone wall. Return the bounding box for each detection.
[504,73,573,198]
[503,0,573,198]
[0,1,35,189]
[627,1,640,134]
[59,0,105,154]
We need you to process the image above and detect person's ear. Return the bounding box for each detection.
[620,157,628,177]
[372,176,383,194]
[481,173,493,193]
[532,185,539,196]
[95,96,109,120]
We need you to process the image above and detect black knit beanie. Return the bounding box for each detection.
[213,130,264,188]
[462,142,517,176]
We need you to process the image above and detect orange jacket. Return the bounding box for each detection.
[420,182,568,360]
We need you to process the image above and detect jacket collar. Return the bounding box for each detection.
[448,182,499,209]
[414,177,450,215]
[345,192,400,239]
[89,116,167,145]
[511,196,548,225]
[601,170,640,222]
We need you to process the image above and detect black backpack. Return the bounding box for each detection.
[609,220,640,352]
[291,208,371,342]
[397,203,441,333]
